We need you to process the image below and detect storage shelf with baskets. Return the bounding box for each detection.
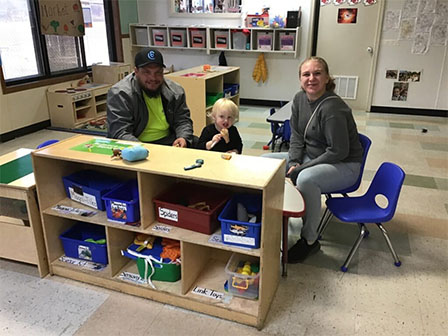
[32,135,285,329]
[129,24,301,57]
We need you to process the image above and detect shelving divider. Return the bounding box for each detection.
[32,134,285,329]
[130,23,300,56]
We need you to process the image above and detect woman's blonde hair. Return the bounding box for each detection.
[299,56,336,92]
[209,98,238,119]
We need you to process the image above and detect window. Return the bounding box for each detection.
[0,0,113,86]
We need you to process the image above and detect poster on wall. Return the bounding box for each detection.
[39,0,85,36]
[419,0,437,14]
[385,70,398,79]
[402,0,419,19]
[430,24,447,46]
[333,0,346,5]
[399,18,416,40]
[383,10,401,31]
[338,8,358,24]
[412,32,430,54]
[321,0,332,6]
[398,70,421,82]
[348,0,361,5]
[391,82,408,101]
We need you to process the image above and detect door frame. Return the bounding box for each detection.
[311,0,385,112]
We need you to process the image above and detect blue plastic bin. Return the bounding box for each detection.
[218,194,262,249]
[59,223,108,264]
[224,83,239,96]
[102,180,140,223]
[62,170,122,210]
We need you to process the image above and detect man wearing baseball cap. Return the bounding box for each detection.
[107,48,193,147]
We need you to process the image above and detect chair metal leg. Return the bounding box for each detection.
[317,207,333,239]
[376,223,401,267]
[341,223,366,272]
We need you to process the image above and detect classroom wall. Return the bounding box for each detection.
[371,0,448,110]
[134,0,312,101]
[0,84,51,134]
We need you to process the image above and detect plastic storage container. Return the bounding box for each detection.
[102,180,140,223]
[223,83,239,96]
[62,170,122,210]
[279,32,295,51]
[153,183,230,234]
[137,257,181,282]
[135,27,149,45]
[215,30,228,49]
[225,253,260,299]
[59,223,108,264]
[218,194,262,248]
[232,30,249,50]
[206,92,223,106]
[152,28,167,46]
[257,31,273,50]
[170,29,187,47]
[190,29,206,48]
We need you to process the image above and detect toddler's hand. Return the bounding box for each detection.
[212,134,222,143]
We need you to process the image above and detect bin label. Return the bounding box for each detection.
[224,234,255,247]
[69,187,98,209]
[158,207,178,222]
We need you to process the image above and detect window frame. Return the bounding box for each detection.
[0,0,122,94]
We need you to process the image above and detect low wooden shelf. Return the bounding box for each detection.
[32,135,285,328]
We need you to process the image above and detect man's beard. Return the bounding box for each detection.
[142,85,162,98]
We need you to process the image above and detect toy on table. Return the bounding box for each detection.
[111,145,149,162]
[184,159,204,171]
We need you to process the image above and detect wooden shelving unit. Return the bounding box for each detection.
[32,135,285,329]
[166,65,240,136]
[129,24,301,57]
[46,83,111,129]
[0,149,49,277]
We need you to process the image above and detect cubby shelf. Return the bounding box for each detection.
[130,24,301,57]
[32,135,285,329]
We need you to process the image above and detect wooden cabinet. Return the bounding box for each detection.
[32,135,285,329]
[166,65,240,136]
[0,149,49,277]
[129,24,301,57]
[92,62,132,85]
[46,83,111,129]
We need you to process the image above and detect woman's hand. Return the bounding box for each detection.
[287,164,300,176]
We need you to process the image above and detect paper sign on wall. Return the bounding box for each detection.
[39,0,85,36]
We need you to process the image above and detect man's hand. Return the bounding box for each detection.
[173,137,187,148]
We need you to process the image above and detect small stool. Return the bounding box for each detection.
[282,179,305,277]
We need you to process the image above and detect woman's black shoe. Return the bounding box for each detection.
[287,238,320,264]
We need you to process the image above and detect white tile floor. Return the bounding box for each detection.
[0,106,447,335]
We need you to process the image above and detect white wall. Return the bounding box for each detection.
[136,0,314,101]
[371,0,448,110]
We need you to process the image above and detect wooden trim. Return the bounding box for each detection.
[111,0,124,62]
[1,73,88,95]
[0,120,50,143]
[370,106,448,118]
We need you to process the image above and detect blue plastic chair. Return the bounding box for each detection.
[326,162,405,272]
[317,133,372,238]
[36,139,59,149]
[278,119,291,152]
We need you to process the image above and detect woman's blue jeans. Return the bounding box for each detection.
[262,152,361,242]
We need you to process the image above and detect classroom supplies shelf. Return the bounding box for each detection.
[129,24,301,57]
[165,65,240,136]
[32,135,285,329]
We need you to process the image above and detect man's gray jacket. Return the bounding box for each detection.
[106,72,193,145]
